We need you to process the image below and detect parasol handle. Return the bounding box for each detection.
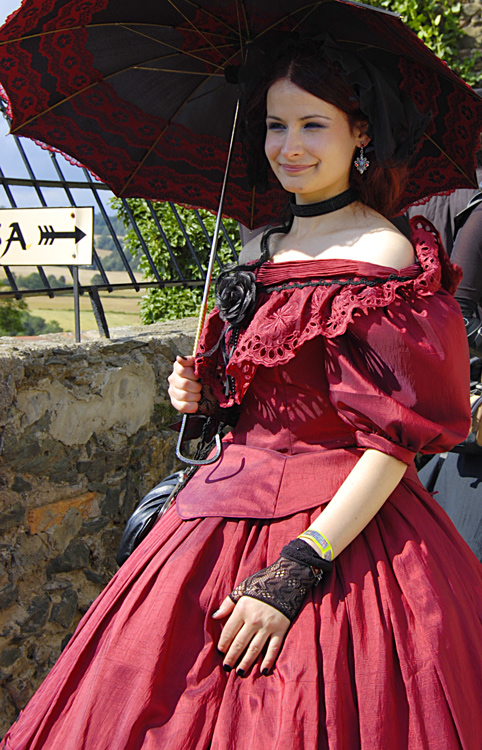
[176,96,241,466]
[175,426,222,466]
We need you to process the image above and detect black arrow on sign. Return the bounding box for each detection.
[39,225,86,245]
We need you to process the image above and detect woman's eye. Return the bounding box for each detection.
[266,122,325,132]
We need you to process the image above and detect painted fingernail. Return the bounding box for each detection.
[223,664,232,673]
[218,649,225,656]
[261,668,270,676]
[236,669,245,678]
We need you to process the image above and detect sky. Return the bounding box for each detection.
[0,0,21,26]
[0,0,114,212]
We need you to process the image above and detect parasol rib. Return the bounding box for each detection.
[10,80,99,133]
[0,21,228,47]
[246,2,326,42]
[114,23,230,46]
[169,0,240,36]
[235,0,244,60]
[236,0,250,45]
[166,0,230,64]
[117,23,229,70]
[119,73,216,195]
[290,4,326,33]
[425,133,478,186]
[133,67,224,76]
[175,82,231,105]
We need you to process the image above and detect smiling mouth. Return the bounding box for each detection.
[279,164,315,173]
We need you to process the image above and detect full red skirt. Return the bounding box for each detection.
[2,472,482,750]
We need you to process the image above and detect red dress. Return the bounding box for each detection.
[3,218,482,750]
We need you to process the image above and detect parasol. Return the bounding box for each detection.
[0,0,481,230]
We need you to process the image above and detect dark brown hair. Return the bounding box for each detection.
[243,43,408,218]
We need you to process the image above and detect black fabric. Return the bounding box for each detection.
[390,214,412,241]
[453,192,482,238]
[313,33,429,167]
[281,539,334,572]
[289,188,355,217]
[453,201,482,310]
[229,555,324,622]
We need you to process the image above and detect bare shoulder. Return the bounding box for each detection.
[356,213,416,270]
[238,232,264,264]
[366,226,415,270]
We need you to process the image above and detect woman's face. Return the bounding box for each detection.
[265,79,365,204]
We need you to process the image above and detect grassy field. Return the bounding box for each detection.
[27,288,143,332]
[1,266,145,333]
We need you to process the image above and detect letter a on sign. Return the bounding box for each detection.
[1,222,27,257]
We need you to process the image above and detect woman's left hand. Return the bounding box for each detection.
[213,596,290,675]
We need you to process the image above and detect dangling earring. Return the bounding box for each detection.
[354,142,370,174]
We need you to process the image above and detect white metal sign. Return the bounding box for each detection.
[0,207,93,265]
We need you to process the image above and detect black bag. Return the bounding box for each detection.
[115,470,187,566]
[115,413,232,566]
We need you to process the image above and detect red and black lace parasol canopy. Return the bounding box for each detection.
[0,0,481,228]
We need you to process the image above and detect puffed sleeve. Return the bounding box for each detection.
[324,288,471,465]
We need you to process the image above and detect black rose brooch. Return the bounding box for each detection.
[215,269,257,328]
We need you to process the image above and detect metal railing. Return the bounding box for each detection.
[0,99,239,337]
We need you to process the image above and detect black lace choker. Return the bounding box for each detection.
[290,188,356,217]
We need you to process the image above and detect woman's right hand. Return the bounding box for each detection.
[167,355,202,413]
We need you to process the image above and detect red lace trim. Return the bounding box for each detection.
[195,219,460,406]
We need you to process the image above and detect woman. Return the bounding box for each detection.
[3,40,482,750]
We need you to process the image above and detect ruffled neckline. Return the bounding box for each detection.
[195,217,462,406]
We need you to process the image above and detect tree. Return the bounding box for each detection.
[100,249,140,272]
[13,272,68,290]
[21,313,62,335]
[111,199,240,323]
[0,296,27,336]
[364,0,478,84]
[0,286,62,336]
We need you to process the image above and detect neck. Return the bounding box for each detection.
[290,188,356,217]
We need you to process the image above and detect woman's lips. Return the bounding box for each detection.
[279,164,315,173]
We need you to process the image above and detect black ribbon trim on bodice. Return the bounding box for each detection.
[259,270,418,294]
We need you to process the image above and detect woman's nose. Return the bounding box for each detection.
[280,129,303,158]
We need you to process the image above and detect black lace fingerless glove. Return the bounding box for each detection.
[229,539,333,622]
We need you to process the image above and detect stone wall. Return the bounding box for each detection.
[0,320,196,735]
[460,0,482,78]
